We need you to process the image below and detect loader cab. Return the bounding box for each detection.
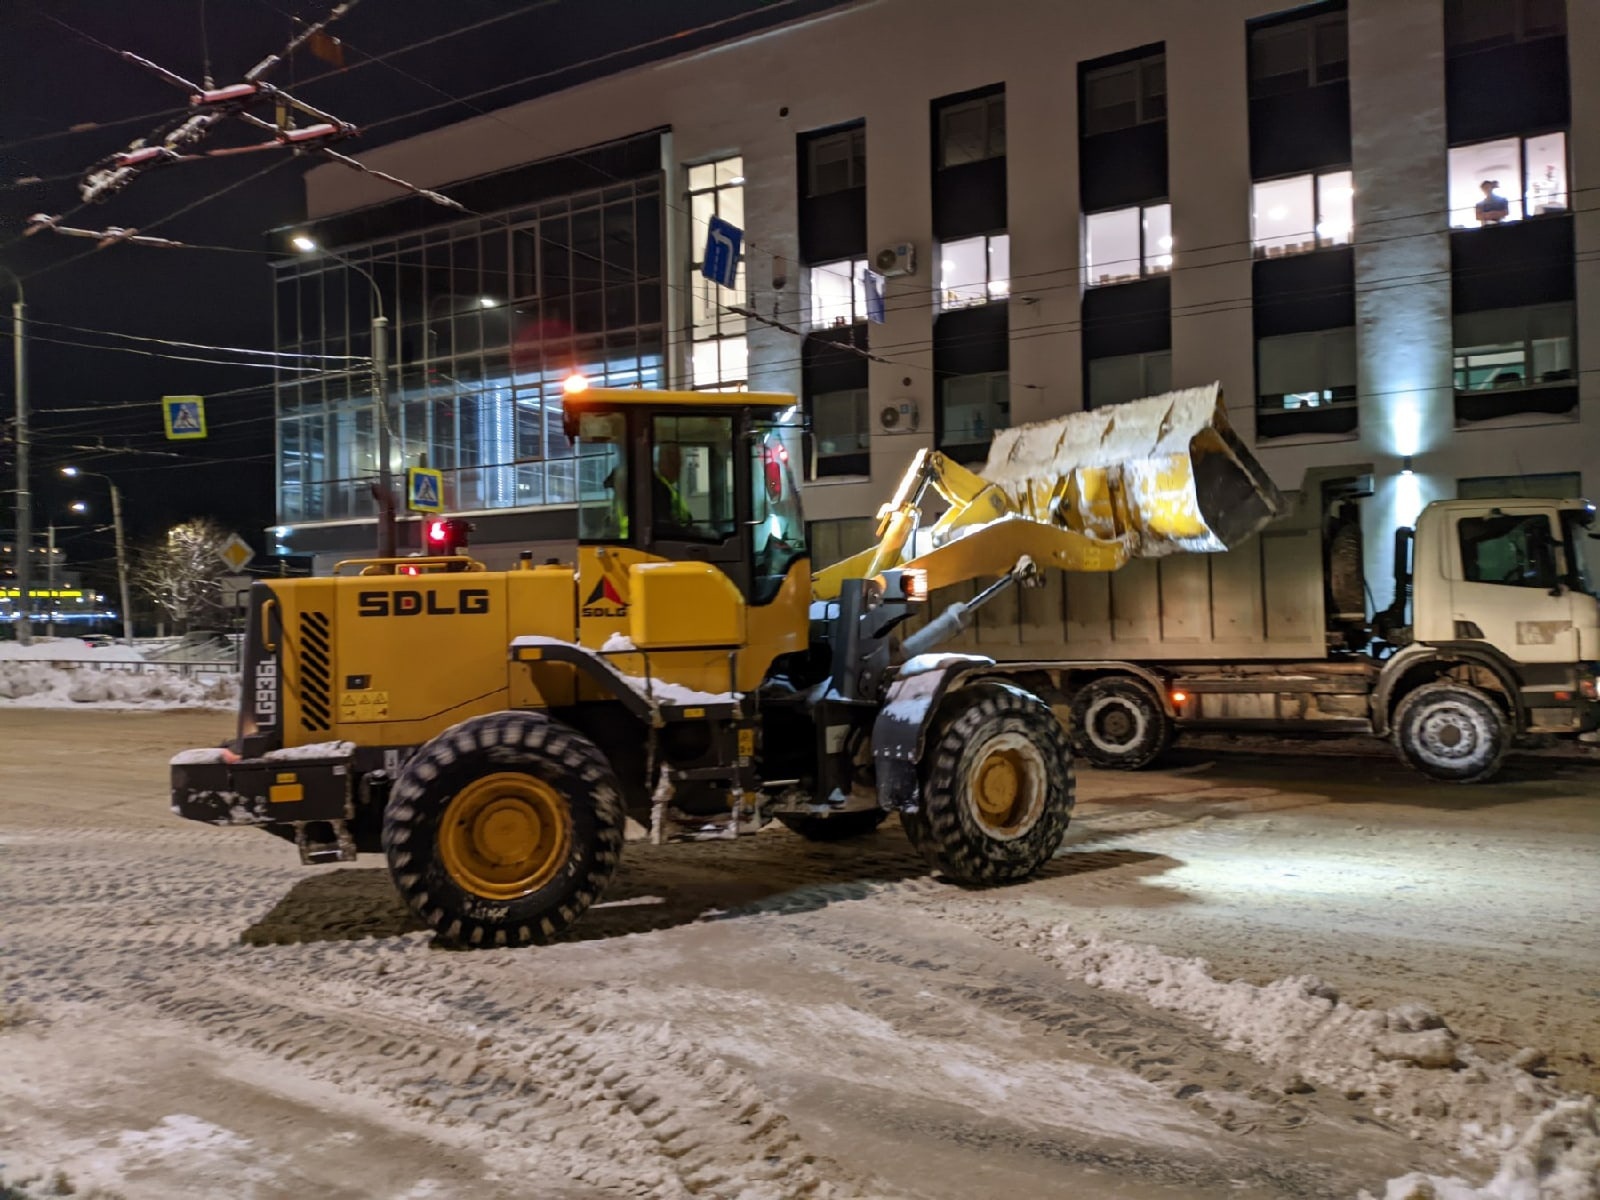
[564,387,809,607]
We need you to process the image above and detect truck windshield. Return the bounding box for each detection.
[1561,509,1596,594]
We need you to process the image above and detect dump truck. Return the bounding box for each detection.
[910,464,1600,783]
[171,383,1279,947]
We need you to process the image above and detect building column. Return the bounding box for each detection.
[1569,0,1600,472]
[1350,0,1451,606]
[1166,19,1255,436]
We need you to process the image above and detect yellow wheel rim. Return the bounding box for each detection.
[967,733,1047,840]
[439,772,571,900]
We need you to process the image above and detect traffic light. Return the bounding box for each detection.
[423,518,472,556]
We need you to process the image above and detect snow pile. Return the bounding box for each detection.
[1026,924,1600,1198]
[601,632,636,652]
[0,636,145,663]
[0,660,236,709]
[616,672,734,706]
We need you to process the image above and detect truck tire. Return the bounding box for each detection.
[775,809,889,841]
[1069,676,1173,770]
[902,683,1075,884]
[1328,521,1366,619]
[1392,681,1509,784]
[382,710,625,948]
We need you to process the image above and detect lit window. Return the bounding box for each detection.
[1084,203,1171,287]
[1448,133,1568,228]
[1087,350,1171,408]
[940,371,1009,452]
[1257,327,1357,413]
[1083,54,1166,136]
[1251,170,1353,256]
[809,388,871,476]
[1453,303,1574,393]
[938,93,1005,167]
[939,234,1010,310]
[805,126,866,197]
[809,259,868,328]
[688,156,747,389]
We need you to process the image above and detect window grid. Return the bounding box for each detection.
[687,156,748,391]
[809,258,869,328]
[1446,0,1566,52]
[804,127,866,197]
[1083,54,1167,136]
[1453,302,1575,394]
[808,387,871,478]
[939,234,1011,311]
[1448,133,1569,228]
[939,370,1010,454]
[1248,10,1349,97]
[1252,170,1355,257]
[1256,327,1358,414]
[1084,203,1172,287]
[938,93,1006,168]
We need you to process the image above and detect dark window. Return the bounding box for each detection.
[809,388,870,477]
[1458,472,1580,499]
[940,371,1009,455]
[806,127,866,197]
[1446,0,1566,52]
[1458,512,1557,588]
[939,93,1006,167]
[1453,302,1575,392]
[1257,327,1358,424]
[1087,350,1171,408]
[1250,9,1348,97]
[1083,54,1166,136]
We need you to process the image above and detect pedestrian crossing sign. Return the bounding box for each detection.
[162,396,207,440]
[407,467,444,513]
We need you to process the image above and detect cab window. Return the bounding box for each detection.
[1459,513,1557,588]
[651,414,737,543]
[576,411,627,541]
[750,429,807,603]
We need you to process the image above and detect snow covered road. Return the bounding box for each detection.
[0,710,1595,1199]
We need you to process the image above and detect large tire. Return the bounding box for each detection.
[1392,681,1509,783]
[1069,676,1173,770]
[775,809,889,841]
[382,710,625,948]
[1327,521,1366,619]
[902,683,1075,884]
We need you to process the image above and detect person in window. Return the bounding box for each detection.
[1476,180,1510,225]
[652,442,695,537]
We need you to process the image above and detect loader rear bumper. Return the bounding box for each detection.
[170,747,353,827]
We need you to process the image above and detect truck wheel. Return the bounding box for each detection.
[902,683,1075,884]
[382,711,625,947]
[1392,681,1509,784]
[1069,677,1173,770]
[775,810,889,841]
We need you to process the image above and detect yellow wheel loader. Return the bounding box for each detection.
[171,383,1279,947]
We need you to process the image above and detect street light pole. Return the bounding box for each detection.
[292,236,395,562]
[109,480,133,648]
[5,269,30,645]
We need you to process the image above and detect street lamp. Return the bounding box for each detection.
[61,466,134,648]
[292,234,396,561]
[45,501,89,640]
[2,265,30,644]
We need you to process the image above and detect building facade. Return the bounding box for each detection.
[273,0,1598,600]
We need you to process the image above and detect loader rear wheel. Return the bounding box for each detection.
[775,809,889,841]
[382,710,625,948]
[902,683,1075,884]
[1392,681,1508,784]
[1069,676,1173,770]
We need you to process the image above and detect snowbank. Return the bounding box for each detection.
[0,660,236,709]
[0,637,145,663]
[1009,923,1600,1199]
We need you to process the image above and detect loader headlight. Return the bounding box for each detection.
[903,569,928,603]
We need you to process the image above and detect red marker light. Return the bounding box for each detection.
[428,520,447,542]
[1170,690,1188,705]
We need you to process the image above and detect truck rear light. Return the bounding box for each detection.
[1580,678,1598,701]
[1170,690,1188,705]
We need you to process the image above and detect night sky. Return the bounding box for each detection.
[0,0,846,583]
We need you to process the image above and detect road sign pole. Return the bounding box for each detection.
[373,314,396,564]
[110,481,133,647]
[13,289,31,645]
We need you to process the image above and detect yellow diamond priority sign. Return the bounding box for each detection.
[217,533,255,572]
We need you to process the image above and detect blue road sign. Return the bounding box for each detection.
[701,216,743,289]
[407,467,444,513]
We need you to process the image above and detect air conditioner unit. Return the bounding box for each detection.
[879,397,920,433]
[873,242,916,278]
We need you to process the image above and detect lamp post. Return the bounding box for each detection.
[292,235,395,561]
[2,267,29,644]
[61,466,134,648]
[46,501,88,639]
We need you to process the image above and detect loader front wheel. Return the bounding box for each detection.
[382,711,625,948]
[903,683,1075,885]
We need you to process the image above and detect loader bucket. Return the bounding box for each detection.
[979,384,1284,557]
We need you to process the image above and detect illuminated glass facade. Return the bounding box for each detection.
[274,176,664,522]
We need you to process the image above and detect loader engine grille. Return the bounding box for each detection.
[298,611,332,731]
